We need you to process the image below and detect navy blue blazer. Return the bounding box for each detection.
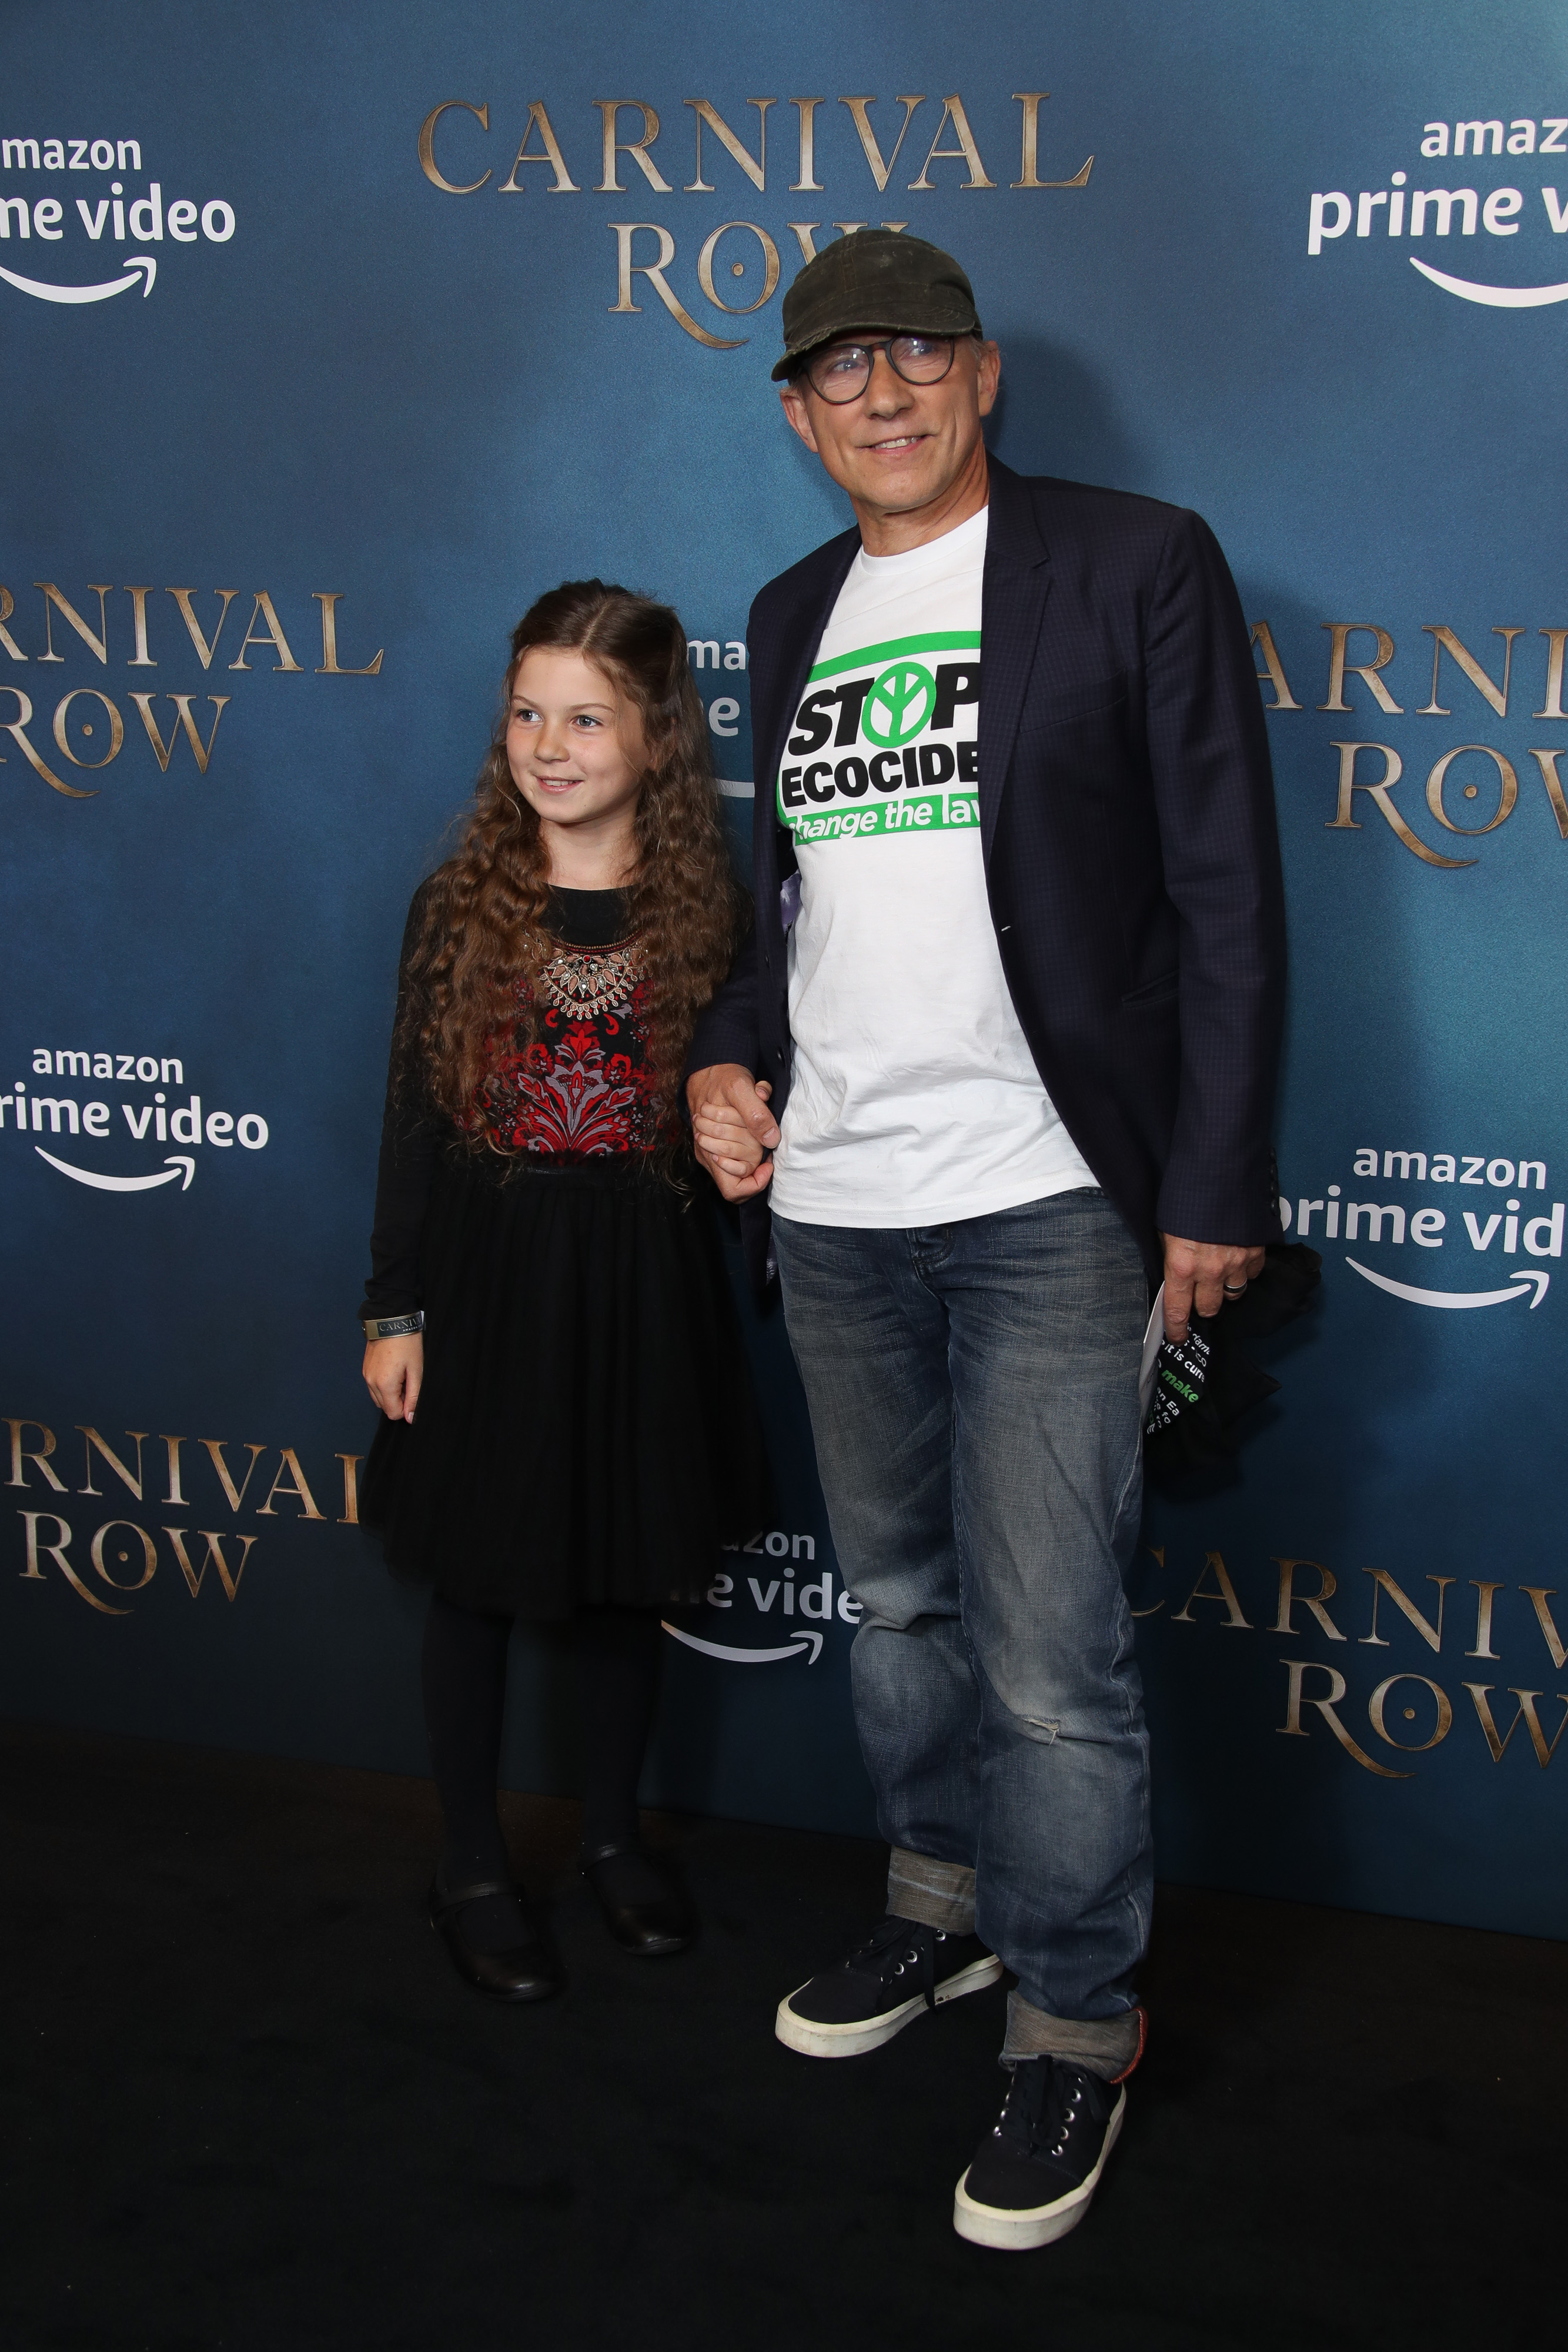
[688,456,1286,1287]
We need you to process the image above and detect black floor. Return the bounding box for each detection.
[3,1719,1561,2352]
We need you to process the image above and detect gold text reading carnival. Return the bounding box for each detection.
[1142,1545,1568,1781]
[0,584,382,797]
[1254,617,1568,868]
[416,93,1092,348]
[6,1415,360,1613]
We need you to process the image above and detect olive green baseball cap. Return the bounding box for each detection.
[771,229,982,382]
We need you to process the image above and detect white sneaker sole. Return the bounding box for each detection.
[952,2086,1126,2250]
[774,1953,1004,2059]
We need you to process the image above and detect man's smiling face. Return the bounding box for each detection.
[779,331,1000,537]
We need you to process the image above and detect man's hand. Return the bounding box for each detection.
[364,1333,423,1422]
[688,1063,780,1202]
[1159,1234,1266,1342]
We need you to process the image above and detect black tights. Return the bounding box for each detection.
[422,1593,664,1941]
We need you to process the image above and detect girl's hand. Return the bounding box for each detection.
[690,1071,777,1198]
[363,1333,423,1422]
[693,1093,768,1175]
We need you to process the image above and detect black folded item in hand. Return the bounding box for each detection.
[1144,1242,1322,1478]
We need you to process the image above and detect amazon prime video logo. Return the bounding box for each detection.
[0,135,235,307]
[663,1532,859,1666]
[10,1043,269,1195]
[1284,1139,1561,1311]
[1306,112,1568,308]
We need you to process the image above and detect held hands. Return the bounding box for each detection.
[1160,1234,1266,1344]
[363,1333,423,1423]
[688,1063,781,1202]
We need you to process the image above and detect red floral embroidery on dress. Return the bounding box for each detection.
[477,953,667,1157]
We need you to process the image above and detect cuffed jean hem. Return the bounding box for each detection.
[1001,1988,1146,2082]
[888,1848,977,1935]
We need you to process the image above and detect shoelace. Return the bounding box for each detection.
[844,1915,948,2011]
[993,2059,1092,2161]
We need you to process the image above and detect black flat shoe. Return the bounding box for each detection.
[427,1875,565,2002]
[581,1842,696,1957]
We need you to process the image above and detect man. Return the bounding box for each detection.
[686,231,1283,2250]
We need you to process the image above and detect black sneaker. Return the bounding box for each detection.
[954,2056,1126,2249]
[775,1915,1002,2058]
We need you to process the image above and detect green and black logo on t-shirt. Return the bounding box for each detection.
[777,629,981,846]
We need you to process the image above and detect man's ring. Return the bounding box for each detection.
[1223,1281,1247,1294]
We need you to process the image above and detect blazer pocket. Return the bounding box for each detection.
[1019,671,1131,732]
[1121,969,1178,1009]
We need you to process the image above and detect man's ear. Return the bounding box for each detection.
[779,383,821,455]
[974,339,1001,421]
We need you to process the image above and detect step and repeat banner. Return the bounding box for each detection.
[3,1,1565,1936]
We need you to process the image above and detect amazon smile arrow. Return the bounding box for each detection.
[1409,256,1568,308]
[1346,1257,1548,1309]
[0,254,156,305]
[661,1622,823,1665]
[35,1148,194,1193]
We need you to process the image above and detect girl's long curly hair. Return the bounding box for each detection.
[405,580,747,1158]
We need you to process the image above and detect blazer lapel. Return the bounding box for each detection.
[754,532,860,823]
[978,458,1052,864]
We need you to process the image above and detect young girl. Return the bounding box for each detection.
[359,580,768,2002]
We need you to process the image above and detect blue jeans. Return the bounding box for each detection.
[773,1190,1152,2047]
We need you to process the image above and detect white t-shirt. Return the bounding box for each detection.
[768,505,1096,1228]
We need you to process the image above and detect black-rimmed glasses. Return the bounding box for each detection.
[801,334,960,403]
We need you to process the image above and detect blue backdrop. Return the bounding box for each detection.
[4,0,1566,1936]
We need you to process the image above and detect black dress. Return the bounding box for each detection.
[359,883,770,1619]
